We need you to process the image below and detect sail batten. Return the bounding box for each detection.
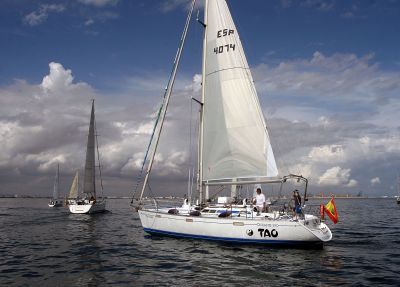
[202,0,278,181]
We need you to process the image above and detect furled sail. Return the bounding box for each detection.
[68,171,79,199]
[202,0,278,181]
[83,101,96,197]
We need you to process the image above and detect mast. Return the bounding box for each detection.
[139,0,197,202]
[53,163,59,200]
[198,0,208,204]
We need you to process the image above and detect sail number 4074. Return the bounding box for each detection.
[214,44,236,54]
[214,29,236,54]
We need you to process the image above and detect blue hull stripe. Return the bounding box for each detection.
[143,228,321,245]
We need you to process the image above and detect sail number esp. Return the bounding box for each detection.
[214,29,236,54]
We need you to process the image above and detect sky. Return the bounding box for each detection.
[0,0,399,198]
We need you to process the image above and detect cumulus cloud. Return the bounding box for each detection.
[41,62,75,92]
[318,166,358,187]
[308,145,345,163]
[253,51,400,194]
[0,62,200,196]
[24,4,65,26]
[254,51,400,114]
[370,177,380,185]
[2,49,400,197]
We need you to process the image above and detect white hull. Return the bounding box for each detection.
[138,209,332,245]
[68,200,106,214]
[48,200,63,207]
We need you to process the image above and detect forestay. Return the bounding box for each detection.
[202,0,278,182]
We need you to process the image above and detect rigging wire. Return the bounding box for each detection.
[130,102,163,204]
[134,0,197,204]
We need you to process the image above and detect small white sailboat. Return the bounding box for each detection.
[396,176,400,204]
[48,163,62,207]
[68,100,106,214]
[135,0,332,245]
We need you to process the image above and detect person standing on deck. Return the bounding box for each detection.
[253,188,266,214]
[292,190,302,219]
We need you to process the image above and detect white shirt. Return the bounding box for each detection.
[255,193,266,207]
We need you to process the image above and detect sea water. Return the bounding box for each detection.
[0,198,399,286]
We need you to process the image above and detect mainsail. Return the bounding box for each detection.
[83,100,96,197]
[68,171,79,199]
[202,0,278,181]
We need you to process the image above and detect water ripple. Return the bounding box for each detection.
[1,198,399,286]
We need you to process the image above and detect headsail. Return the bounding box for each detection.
[202,0,278,182]
[83,100,96,198]
[68,171,79,199]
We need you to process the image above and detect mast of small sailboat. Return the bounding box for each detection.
[53,163,59,200]
[83,100,96,199]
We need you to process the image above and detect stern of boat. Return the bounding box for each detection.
[69,200,106,214]
[302,215,332,242]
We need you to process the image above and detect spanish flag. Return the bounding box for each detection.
[322,197,339,224]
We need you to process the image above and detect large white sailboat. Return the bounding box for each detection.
[48,163,62,207]
[68,100,106,214]
[135,0,332,245]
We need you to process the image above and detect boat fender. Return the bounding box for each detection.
[218,210,232,218]
[168,208,179,214]
[190,210,201,216]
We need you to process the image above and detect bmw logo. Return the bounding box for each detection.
[247,229,253,236]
